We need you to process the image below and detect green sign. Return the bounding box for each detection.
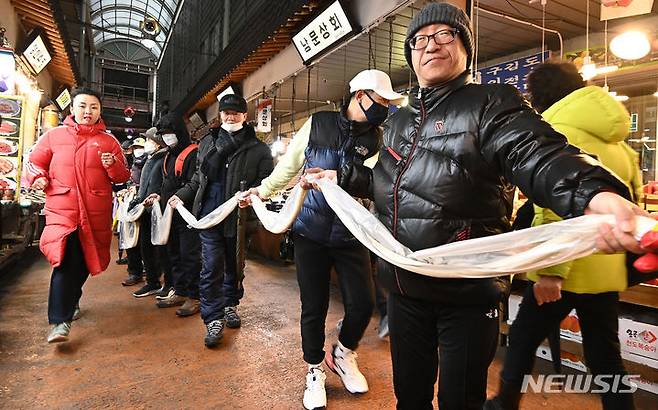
[630,113,638,132]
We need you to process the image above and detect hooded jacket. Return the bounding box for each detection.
[342,72,631,305]
[157,113,198,210]
[528,86,642,294]
[134,148,167,207]
[176,124,273,237]
[26,115,130,275]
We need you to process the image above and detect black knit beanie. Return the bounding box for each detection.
[405,2,474,71]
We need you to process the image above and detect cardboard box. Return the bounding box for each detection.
[559,309,582,342]
[535,344,588,373]
[619,318,658,362]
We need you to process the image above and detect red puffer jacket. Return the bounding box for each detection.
[27,115,130,275]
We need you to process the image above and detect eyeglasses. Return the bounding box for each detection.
[407,29,459,50]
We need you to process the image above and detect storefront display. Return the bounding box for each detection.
[0,95,24,201]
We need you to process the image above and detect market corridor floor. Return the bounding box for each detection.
[0,244,653,409]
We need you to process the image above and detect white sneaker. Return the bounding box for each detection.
[47,322,71,343]
[325,342,368,394]
[303,366,327,410]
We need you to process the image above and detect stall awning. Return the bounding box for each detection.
[10,0,79,86]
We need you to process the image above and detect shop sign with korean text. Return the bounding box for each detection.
[55,88,71,111]
[292,0,353,64]
[256,99,273,133]
[20,30,51,75]
[476,51,550,92]
[600,0,655,21]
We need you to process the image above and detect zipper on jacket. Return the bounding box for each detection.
[386,146,404,166]
[391,88,426,295]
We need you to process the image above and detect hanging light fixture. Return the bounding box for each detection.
[610,31,651,60]
[579,0,597,80]
[140,16,161,49]
[600,20,618,84]
[608,90,630,102]
[141,36,157,49]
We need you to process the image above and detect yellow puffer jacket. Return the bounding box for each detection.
[527,86,642,294]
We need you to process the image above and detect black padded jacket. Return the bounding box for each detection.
[340,72,630,305]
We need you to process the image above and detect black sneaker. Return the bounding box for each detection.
[115,257,128,265]
[224,306,241,328]
[154,286,174,300]
[204,319,225,348]
[133,283,161,298]
[121,274,143,286]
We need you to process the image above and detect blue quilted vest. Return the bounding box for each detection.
[292,109,379,246]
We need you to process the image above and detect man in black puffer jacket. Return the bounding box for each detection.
[169,94,273,348]
[322,3,649,410]
[151,112,202,317]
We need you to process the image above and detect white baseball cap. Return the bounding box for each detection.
[349,69,404,103]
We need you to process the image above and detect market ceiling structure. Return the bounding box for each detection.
[89,0,182,62]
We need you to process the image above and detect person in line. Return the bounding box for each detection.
[27,87,130,343]
[130,128,171,298]
[485,61,642,410]
[114,139,135,265]
[151,112,202,317]
[120,137,147,286]
[241,69,402,410]
[168,94,273,347]
[308,3,649,409]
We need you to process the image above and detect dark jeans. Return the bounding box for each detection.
[126,245,142,277]
[388,292,499,410]
[501,285,635,410]
[169,213,201,299]
[293,233,374,365]
[198,182,227,324]
[222,235,244,307]
[48,231,89,324]
[139,211,171,287]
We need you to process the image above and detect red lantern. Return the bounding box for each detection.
[123,106,136,118]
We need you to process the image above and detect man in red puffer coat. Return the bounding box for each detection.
[26,88,130,343]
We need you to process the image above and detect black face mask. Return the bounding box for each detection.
[358,92,389,125]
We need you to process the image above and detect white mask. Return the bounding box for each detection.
[144,140,157,154]
[162,133,178,147]
[221,122,243,133]
[133,148,145,158]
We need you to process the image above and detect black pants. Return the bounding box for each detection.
[388,292,499,410]
[126,245,142,277]
[139,211,171,287]
[372,254,388,317]
[294,233,374,365]
[501,285,635,410]
[48,231,89,324]
[169,214,201,299]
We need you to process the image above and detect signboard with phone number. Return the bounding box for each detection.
[476,51,550,92]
